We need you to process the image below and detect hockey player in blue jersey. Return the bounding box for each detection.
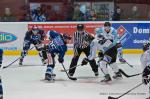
[0,49,3,99]
[19,26,46,65]
[44,30,71,81]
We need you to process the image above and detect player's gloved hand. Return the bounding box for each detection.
[116,42,122,48]
[98,51,104,60]
[142,66,150,85]
[81,58,89,66]
[98,39,106,45]
[142,75,150,85]
[58,58,64,63]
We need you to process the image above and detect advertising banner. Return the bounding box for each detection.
[0,23,27,51]
[29,22,150,49]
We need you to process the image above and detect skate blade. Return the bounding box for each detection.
[113,77,123,80]
[100,80,112,85]
[42,79,55,83]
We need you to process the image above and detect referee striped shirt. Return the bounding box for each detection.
[73,30,93,49]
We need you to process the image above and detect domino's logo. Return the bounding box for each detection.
[0,31,17,43]
[117,25,131,44]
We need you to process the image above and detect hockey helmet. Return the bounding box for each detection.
[77,24,84,31]
[104,22,111,33]
[143,43,150,51]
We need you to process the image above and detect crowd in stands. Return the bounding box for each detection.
[0,1,144,22]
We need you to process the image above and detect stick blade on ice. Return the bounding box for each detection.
[108,96,118,99]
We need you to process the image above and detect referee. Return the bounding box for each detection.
[68,24,98,77]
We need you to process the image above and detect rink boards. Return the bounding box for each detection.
[0,21,149,55]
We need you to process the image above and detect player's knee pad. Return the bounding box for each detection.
[23,45,30,51]
[23,41,30,51]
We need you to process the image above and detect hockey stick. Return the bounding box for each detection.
[108,82,143,99]
[60,64,82,72]
[121,57,134,68]
[119,69,142,78]
[61,57,99,72]
[3,46,34,69]
[61,63,77,80]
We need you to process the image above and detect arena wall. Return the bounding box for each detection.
[0,21,149,55]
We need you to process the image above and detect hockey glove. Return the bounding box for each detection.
[81,58,89,66]
[98,39,107,45]
[142,66,150,85]
[116,42,122,48]
[58,58,64,63]
[98,51,104,60]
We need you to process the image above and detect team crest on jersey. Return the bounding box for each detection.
[117,25,131,44]
[0,31,17,43]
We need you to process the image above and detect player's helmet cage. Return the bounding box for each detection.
[32,25,39,34]
[77,24,84,31]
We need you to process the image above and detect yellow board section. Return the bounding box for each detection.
[3,49,143,56]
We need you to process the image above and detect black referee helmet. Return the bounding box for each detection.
[77,24,84,31]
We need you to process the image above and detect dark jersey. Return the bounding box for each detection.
[47,30,67,60]
[24,29,45,45]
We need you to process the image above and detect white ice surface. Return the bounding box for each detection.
[1,54,149,99]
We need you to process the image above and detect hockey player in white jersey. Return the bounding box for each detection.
[81,22,122,83]
[140,43,150,99]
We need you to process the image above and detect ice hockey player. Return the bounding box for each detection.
[44,30,71,81]
[81,22,122,83]
[0,49,3,99]
[68,24,98,77]
[19,26,46,65]
[141,43,150,99]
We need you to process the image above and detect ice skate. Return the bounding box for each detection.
[94,72,99,77]
[113,71,123,80]
[100,74,112,83]
[19,58,23,66]
[45,73,56,82]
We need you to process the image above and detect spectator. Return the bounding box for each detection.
[87,9,97,21]
[20,13,32,21]
[131,6,139,20]
[73,4,84,21]
[31,7,46,22]
[1,8,16,22]
[65,2,74,21]
[113,6,121,21]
